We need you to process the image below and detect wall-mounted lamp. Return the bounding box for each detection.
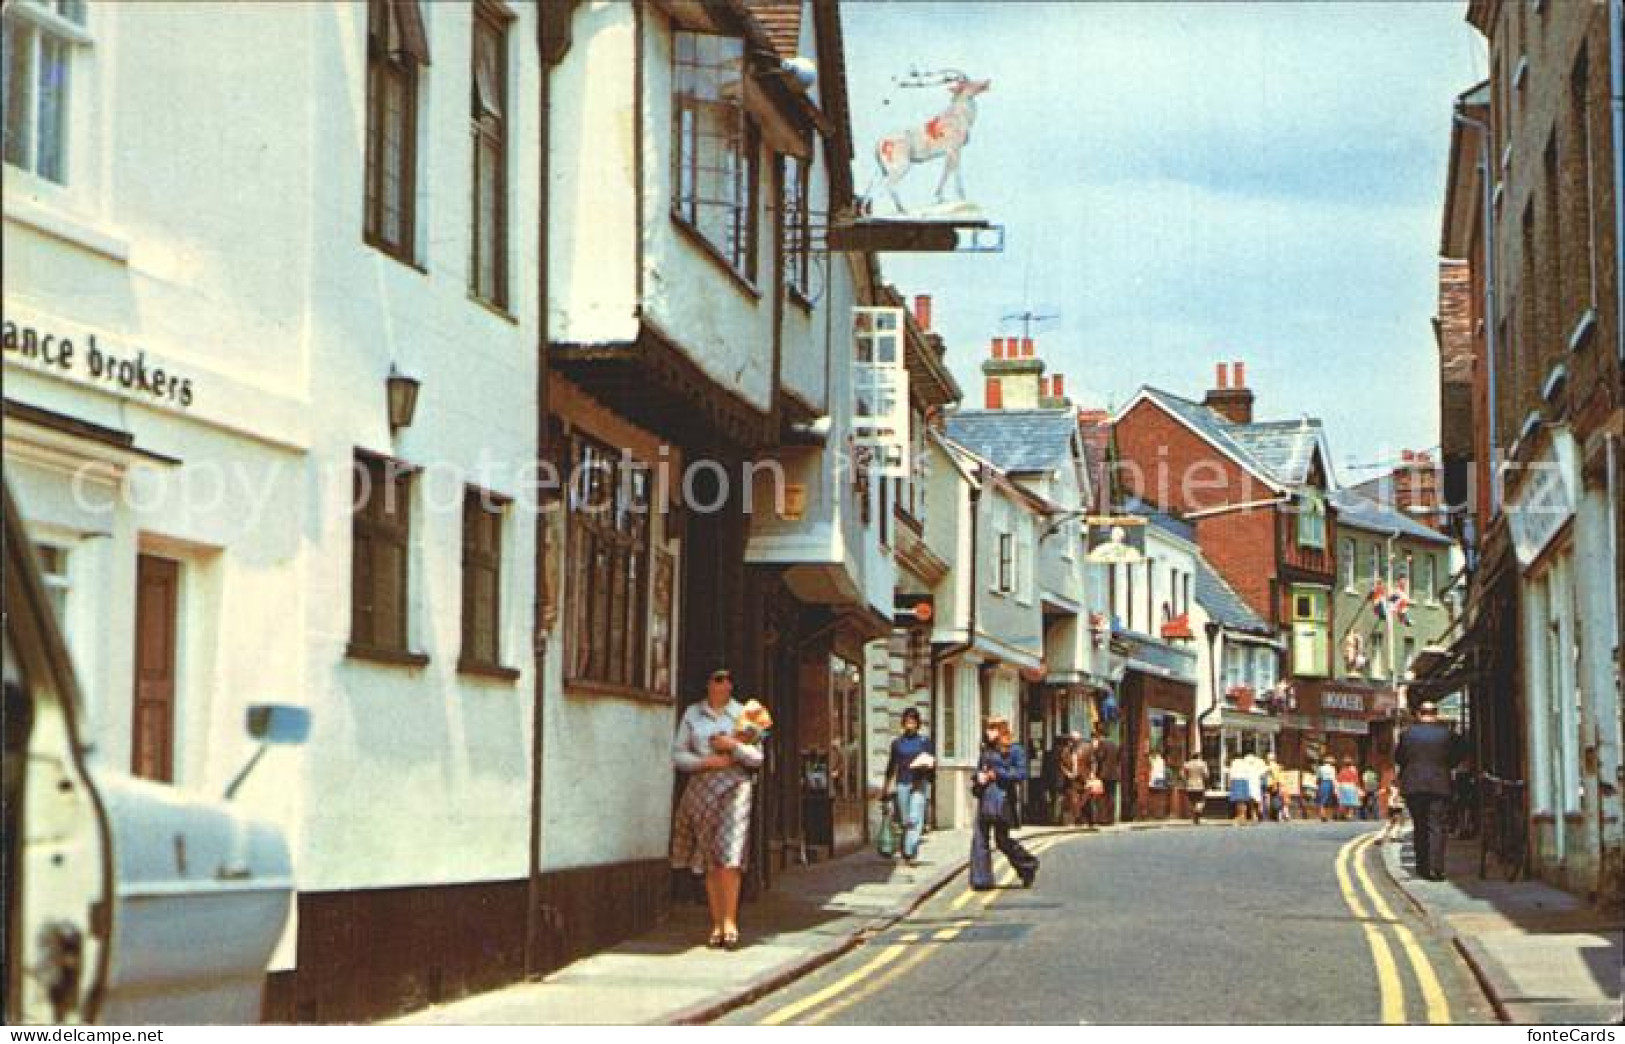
[387,366,421,432]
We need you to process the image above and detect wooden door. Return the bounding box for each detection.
[132,555,179,782]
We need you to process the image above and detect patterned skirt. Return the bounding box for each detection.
[671,769,754,873]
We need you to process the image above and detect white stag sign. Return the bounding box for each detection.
[867,69,991,217]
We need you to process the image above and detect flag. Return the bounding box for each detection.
[1390,581,1413,626]
[1371,581,1388,621]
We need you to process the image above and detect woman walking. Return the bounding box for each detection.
[670,667,763,950]
[1335,756,1363,821]
[1315,756,1338,822]
[969,717,1040,890]
[881,707,936,866]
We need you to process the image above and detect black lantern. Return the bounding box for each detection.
[386,366,421,431]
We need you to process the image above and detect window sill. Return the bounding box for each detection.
[469,292,518,325]
[565,678,675,705]
[4,193,130,263]
[364,235,428,275]
[670,211,762,301]
[458,659,522,683]
[1568,309,1597,354]
[346,642,431,669]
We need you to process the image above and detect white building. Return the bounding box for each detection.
[5,0,545,1022]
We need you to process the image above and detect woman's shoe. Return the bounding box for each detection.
[722,931,741,951]
[1018,863,1038,888]
[707,928,725,949]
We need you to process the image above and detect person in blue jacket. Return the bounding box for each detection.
[969,716,1040,890]
[881,707,936,866]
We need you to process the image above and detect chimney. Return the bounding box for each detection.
[1052,374,1065,397]
[1039,377,1051,398]
[913,294,933,331]
[1203,358,1255,424]
[985,377,1003,409]
[982,333,1045,408]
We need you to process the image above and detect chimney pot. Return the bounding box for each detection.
[992,337,1004,360]
[1233,361,1246,387]
[1022,337,1034,358]
[1039,377,1051,398]
[1052,374,1066,397]
[913,294,933,331]
[1216,362,1229,390]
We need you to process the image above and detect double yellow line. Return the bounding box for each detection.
[758,832,1072,1025]
[1334,831,1451,1024]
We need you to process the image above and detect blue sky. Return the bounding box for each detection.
[842,2,1486,484]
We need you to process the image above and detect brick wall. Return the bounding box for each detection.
[1194,506,1278,625]
[1113,399,1272,513]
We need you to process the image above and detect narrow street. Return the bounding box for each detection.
[724,823,1496,1025]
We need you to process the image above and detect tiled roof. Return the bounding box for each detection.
[742,0,803,58]
[1195,557,1272,635]
[1136,387,1325,489]
[1226,419,1324,487]
[944,409,1079,475]
[1331,489,1454,546]
[1125,496,1195,544]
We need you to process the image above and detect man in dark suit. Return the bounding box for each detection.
[1395,702,1466,881]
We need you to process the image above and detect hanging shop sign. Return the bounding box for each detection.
[1504,426,1578,569]
[1085,515,1146,564]
[3,314,197,409]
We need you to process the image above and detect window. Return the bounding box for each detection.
[672,30,758,280]
[1341,537,1356,590]
[993,496,1013,594]
[1369,629,1386,680]
[33,541,69,627]
[351,453,419,658]
[1419,554,1437,603]
[1368,543,1382,586]
[941,663,957,759]
[364,0,429,261]
[564,436,652,690]
[1398,551,1412,593]
[782,153,811,298]
[1403,637,1417,679]
[460,489,507,672]
[470,1,509,307]
[1289,586,1329,678]
[1295,491,1326,550]
[878,475,891,547]
[2,1,88,184]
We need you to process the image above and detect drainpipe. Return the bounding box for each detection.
[1453,104,1500,513]
[1612,0,1625,364]
[526,6,563,982]
[930,463,983,795]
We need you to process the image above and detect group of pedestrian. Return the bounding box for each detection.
[669,665,1466,951]
[1052,732,1119,829]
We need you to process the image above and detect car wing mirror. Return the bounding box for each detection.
[225,704,310,800]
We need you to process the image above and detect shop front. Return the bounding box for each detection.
[1119,669,1197,822]
[1280,680,1397,782]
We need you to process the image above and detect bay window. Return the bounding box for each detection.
[672,30,759,280]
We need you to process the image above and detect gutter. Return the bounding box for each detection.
[1182,492,1292,521]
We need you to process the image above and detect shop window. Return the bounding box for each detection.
[1289,586,1329,677]
[350,452,419,658]
[941,663,957,758]
[470,0,510,308]
[363,0,429,262]
[564,435,651,690]
[672,29,758,281]
[460,488,508,672]
[2,0,89,185]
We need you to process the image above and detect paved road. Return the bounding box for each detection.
[722,822,1496,1025]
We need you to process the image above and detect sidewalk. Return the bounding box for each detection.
[390,818,1184,1025]
[1378,832,1624,1025]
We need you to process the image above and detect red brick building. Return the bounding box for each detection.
[1113,364,1364,770]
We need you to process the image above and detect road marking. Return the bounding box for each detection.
[756,931,919,1026]
[759,830,1071,1024]
[1350,833,1452,1024]
[1335,832,1408,1024]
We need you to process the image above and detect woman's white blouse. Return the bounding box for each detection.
[672,699,765,772]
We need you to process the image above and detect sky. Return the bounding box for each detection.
[841,1,1487,486]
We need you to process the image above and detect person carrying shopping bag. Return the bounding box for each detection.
[969,717,1040,890]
